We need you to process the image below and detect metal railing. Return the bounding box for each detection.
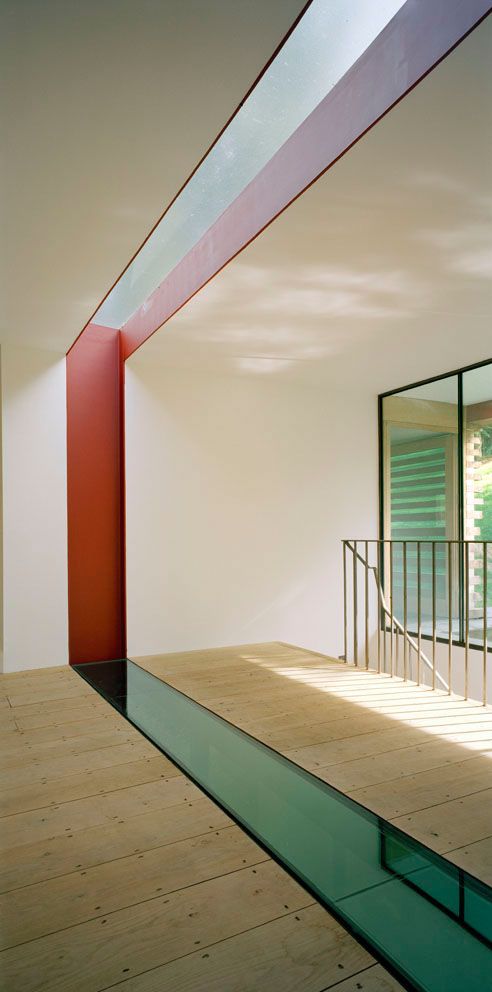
[342,540,491,705]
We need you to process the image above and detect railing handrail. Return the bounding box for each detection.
[343,538,490,543]
[342,538,490,705]
[344,540,448,691]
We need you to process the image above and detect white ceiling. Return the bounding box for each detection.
[0,0,304,352]
[3,3,491,394]
[137,16,492,394]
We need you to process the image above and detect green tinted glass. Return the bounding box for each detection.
[77,658,492,992]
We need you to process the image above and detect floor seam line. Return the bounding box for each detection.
[389,783,492,820]
[291,736,490,774]
[88,903,318,992]
[0,752,180,790]
[319,962,378,991]
[0,823,240,895]
[347,760,492,798]
[0,774,182,818]
[381,783,492,820]
[0,790,206,838]
[0,856,273,952]
[439,833,492,856]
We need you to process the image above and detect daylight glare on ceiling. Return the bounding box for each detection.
[94,0,406,330]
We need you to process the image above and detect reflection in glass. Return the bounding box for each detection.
[464,365,492,647]
[76,658,492,992]
[382,377,459,638]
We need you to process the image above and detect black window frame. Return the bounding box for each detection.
[378,356,492,654]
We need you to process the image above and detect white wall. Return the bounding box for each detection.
[1,345,68,672]
[125,356,379,659]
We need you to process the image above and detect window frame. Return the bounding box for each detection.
[378,357,492,653]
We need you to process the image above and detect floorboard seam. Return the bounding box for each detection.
[379,783,492,820]
[441,833,492,855]
[0,823,241,895]
[92,903,319,992]
[0,774,180,818]
[0,794,222,848]
[0,753,177,791]
[320,962,378,991]
[0,856,274,953]
[297,737,489,774]
[346,762,492,798]
[388,782,492,819]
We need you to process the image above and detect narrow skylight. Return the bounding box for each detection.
[94,0,406,330]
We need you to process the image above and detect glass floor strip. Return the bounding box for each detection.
[75,658,492,992]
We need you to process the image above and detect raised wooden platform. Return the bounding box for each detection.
[132,641,492,887]
[0,663,402,992]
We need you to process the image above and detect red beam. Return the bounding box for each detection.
[66,324,126,664]
[121,0,491,359]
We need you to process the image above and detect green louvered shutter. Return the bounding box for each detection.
[390,439,450,624]
[391,443,448,541]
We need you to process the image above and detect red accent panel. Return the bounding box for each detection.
[121,0,490,359]
[67,324,126,664]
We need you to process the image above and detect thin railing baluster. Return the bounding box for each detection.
[339,537,483,698]
[365,540,369,670]
[465,542,470,701]
[432,541,437,691]
[417,541,422,686]
[353,540,358,667]
[381,541,387,674]
[376,543,381,673]
[343,541,347,663]
[390,541,394,677]
[448,542,452,695]
[483,541,488,707]
[403,541,408,681]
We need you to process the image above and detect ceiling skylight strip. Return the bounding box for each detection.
[94,0,406,331]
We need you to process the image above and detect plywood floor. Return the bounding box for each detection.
[0,664,403,992]
[132,641,492,887]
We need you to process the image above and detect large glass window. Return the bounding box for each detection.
[464,366,492,646]
[381,361,492,649]
[463,366,492,542]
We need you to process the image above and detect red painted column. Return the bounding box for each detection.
[66,323,126,664]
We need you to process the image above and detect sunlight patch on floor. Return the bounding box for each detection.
[239,653,492,755]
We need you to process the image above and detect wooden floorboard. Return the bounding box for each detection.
[0,775,203,851]
[350,754,492,819]
[0,863,313,992]
[311,739,487,793]
[391,787,492,855]
[0,825,268,950]
[13,701,111,729]
[447,836,492,885]
[0,726,143,766]
[0,738,157,790]
[132,641,492,884]
[110,905,383,992]
[0,755,181,818]
[0,797,231,893]
[8,696,109,719]
[0,713,123,745]
[0,665,402,992]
